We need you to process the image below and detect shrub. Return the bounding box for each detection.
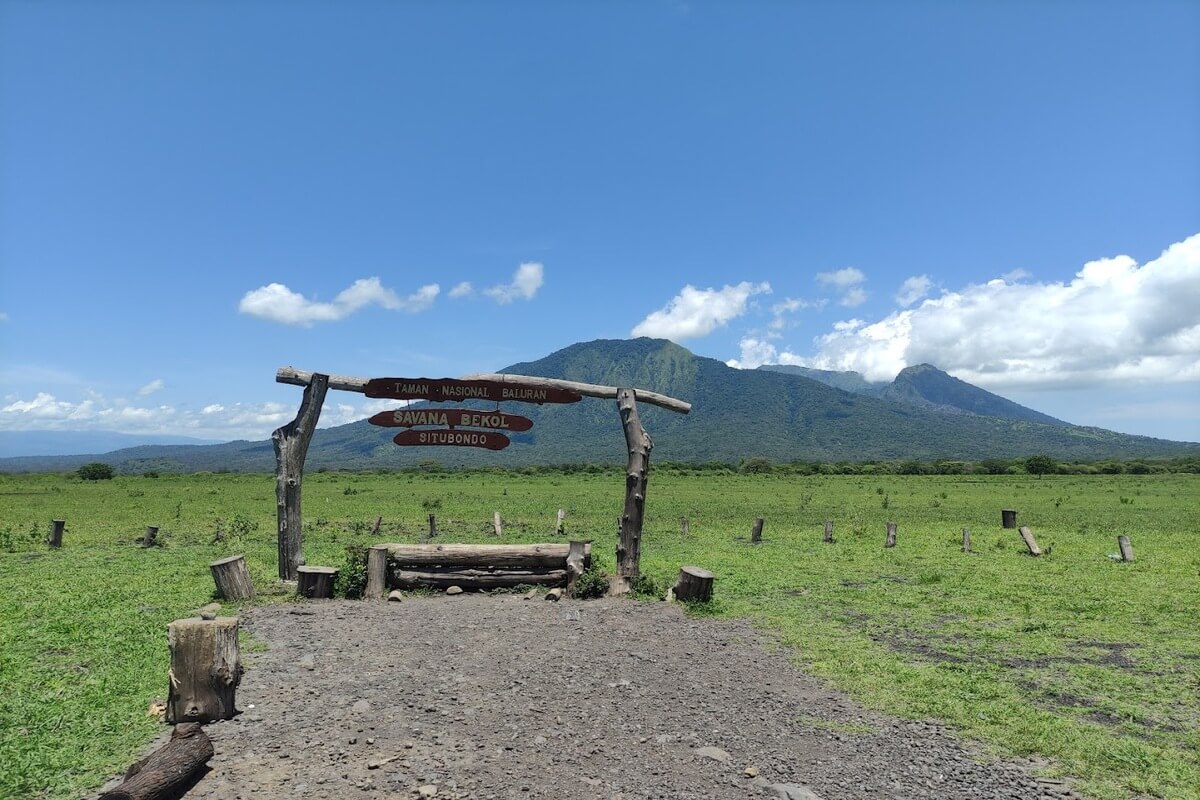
[336,544,370,599]
[573,563,609,599]
[77,462,115,481]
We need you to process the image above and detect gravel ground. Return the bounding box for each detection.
[135,595,1082,800]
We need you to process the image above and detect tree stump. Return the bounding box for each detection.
[681,517,690,537]
[365,544,389,600]
[1001,509,1018,529]
[555,509,566,536]
[98,723,214,800]
[1018,526,1042,556]
[493,511,503,536]
[297,566,338,599]
[141,526,159,548]
[48,519,65,548]
[673,566,714,602]
[428,514,437,538]
[962,527,971,553]
[372,515,383,535]
[166,617,241,723]
[1117,535,1135,562]
[209,555,255,600]
[565,539,587,596]
[885,521,897,548]
[823,519,834,543]
[751,517,764,544]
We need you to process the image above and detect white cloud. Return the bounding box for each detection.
[895,275,932,307]
[449,281,473,298]
[484,263,544,304]
[726,336,811,369]
[816,267,867,306]
[137,379,165,396]
[0,311,8,322]
[769,297,824,331]
[239,278,440,326]
[632,281,771,340]
[840,287,867,307]
[798,233,1200,387]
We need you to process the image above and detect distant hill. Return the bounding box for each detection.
[0,430,226,458]
[1,338,1195,473]
[756,364,883,395]
[879,364,1068,426]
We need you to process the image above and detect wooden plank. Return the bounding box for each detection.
[383,542,590,568]
[364,377,582,405]
[368,408,534,431]
[276,366,692,414]
[390,567,567,590]
[392,429,510,450]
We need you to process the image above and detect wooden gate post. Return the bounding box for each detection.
[272,373,329,581]
[613,388,652,595]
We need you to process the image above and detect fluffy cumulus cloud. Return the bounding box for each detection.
[632,281,771,341]
[895,275,932,307]
[449,281,473,299]
[816,267,867,307]
[797,233,1200,387]
[239,278,439,326]
[137,379,165,396]
[484,263,544,304]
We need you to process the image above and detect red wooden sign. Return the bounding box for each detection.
[364,378,581,405]
[393,429,510,450]
[369,408,534,432]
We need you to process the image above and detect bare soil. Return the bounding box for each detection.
[126,596,1084,799]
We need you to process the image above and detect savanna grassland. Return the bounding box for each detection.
[1,469,1197,800]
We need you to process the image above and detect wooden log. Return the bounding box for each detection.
[565,539,587,596]
[390,567,567,590]
[673,566,714,602]
[209,555,255,601]
[98,723,214,800]
[885,521,897,548]
[492,511,503,536]
[297,566,338,599]
[962,527,971,553]
[555,509,566,536]
[428,514,437,538]
[681,517,690,537]
[365,545,389,600]
[751,517,764,544]
[372,515,382,535]
[1001,509,1018,529]
[614,388,652,595]
[383,542,591,569]
[166,618,240,723]
[1117,535,1135,562]
[141,526,159,548]
[273,372,329,580]
[48,519,65,548]
[1018,526,1042,556]
[823,519,834,543]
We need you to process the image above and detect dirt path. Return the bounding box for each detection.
[158,596,1079,799]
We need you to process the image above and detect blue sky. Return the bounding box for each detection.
[1,0,1198,445]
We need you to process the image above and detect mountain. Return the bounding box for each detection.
[0,430,227,458]
[879,364,1068,426]
[0,338,1195,473]
[756,364,883,395]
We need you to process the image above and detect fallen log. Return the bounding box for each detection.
[99,723,213,800]
[383,542,591,569]
[390,567,568,590]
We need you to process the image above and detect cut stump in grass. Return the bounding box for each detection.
[141,526,159,548]
[364,544,389,600]
[48,519,65,548]
[751,517,764,544]
[681,517,690,537]
[297,566,338,599]
[555,509,566,536]
[1002,509,1018,529]
[98,722,213,800]
[492,511,503,536]
[209,554,255,601]
[885,521,897,548]
[1118,534,1135,562]
[166,617,241,724]
[672,566,714,603]
[823,519,834,544]
[1018,526,1042,556]
[962,527,972,553]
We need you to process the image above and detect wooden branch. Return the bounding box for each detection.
[382,542,591,569]
[365,545,389,600]
[276,366,692,414]
[273,373,329,580]
[98,723,213,800]
[166,618,241,723]
[615,389,652,591]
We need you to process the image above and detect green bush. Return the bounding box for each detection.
[572,563,609,599]
[336,544,369,599]
[77,462,115,481]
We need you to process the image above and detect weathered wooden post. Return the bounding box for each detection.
[1117,535,1135,562]
[751,517,764,544]
[428,514,437,538]
[962,527,971,553]
[565,539,587,596]
[141,525,159,548]
[272,372,329,580]
[365,545,389,600]
[1001,509,1018,529]
[492,511,503,536]
[613,388,652,595]
[885,521,897,548]
[1018,526,1042,556]
[48,519,65,548]
[372,515,383,535]
[209,555,255,600]
[672,566,714,602]
[823,519,834,543]
[98,723,214,800]
[166,617,241,723]
[555,509,566,536]
[681,516,690,537]
[297,566,338,598]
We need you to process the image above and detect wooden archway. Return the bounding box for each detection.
[272,367,691,595]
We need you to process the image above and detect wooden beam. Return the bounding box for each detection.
[276,366,691,414]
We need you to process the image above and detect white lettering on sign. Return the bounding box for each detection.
[394,382,429,395]
[438,384,490,399]
[501,387,547,402]
[460,413,508,429]
[392,410,449,426]
[418,430,490,446]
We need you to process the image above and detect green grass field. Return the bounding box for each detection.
[1,469,1198,799]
